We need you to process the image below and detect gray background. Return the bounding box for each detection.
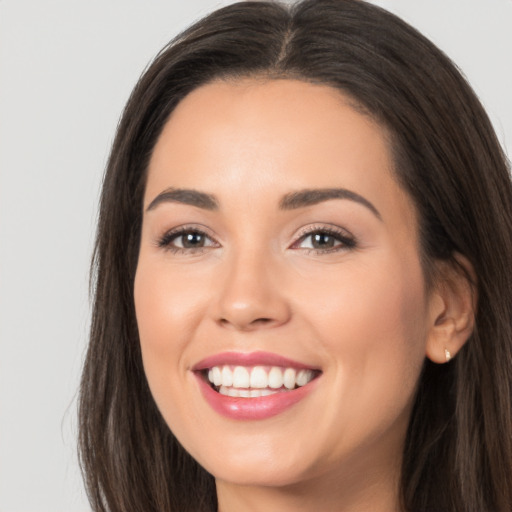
[1,1,511,510]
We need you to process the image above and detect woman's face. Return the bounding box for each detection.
[134,79,434,490]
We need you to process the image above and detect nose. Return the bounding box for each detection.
[213,250,291,331]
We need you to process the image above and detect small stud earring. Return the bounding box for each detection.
[445,348,452,362]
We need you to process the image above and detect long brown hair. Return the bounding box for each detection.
[79,1,512,510]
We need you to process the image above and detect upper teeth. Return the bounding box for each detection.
[207,365,315,390]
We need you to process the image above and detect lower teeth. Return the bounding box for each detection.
[217,385,287,397]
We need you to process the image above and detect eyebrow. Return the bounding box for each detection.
[146,188,219,211]
[146,186,381,220]
[279,188,382,220]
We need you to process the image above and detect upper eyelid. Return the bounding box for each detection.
[293,223,354,240]
[162,224,217,238]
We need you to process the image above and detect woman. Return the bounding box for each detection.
[78,0,512,510]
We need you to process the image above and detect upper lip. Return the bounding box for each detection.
[192,351,320,371]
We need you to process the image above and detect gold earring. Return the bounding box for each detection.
[445,348,452,362]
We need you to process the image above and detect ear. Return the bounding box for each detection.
[425,254,477,364]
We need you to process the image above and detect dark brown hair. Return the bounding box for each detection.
[79,1,512,510]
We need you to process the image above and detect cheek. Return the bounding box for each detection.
[302,252,428,417]
[303,252,427,345]
[133,258,209,396]
[133,258,219,446]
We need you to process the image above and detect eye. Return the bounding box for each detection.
[292,226,356,253]
[171,231,210,249]
[158,227,219,253]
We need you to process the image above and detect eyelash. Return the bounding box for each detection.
[293,225,357,254]
[157,225,218,254]
[157,224,356,255]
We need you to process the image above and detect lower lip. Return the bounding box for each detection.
[195,374,318,420]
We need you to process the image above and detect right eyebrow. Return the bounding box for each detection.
[146,188,219,212]
[279,187,382,220]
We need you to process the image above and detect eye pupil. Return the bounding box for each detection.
[183,232,204,248]
[312,233,335,248]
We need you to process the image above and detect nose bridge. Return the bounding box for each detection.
[214,242,290,330]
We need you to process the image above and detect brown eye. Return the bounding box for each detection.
[177,232,207,248]
[158,228,218,252]
[310,233,338,249]
[294,228,356,252]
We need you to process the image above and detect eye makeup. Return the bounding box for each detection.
[156,224,220,254]
[155,222,357,256]
[291,223,357,254]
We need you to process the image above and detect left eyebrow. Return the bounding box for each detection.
[279,188,382,220]
[146,187,219,212]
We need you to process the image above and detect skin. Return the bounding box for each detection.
[134,79,469,512]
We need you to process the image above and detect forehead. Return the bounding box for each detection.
[145,78,415,231]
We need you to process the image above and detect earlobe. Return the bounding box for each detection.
[425,254,477,364]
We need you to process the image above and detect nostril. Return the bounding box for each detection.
[251,317,273,325]
[218,316,275,330]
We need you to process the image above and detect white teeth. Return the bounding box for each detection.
[218,386,279,398]
[250,366,268,388]
[268,367,284,388]
[296,369,314,387]
[206,364,317,395]
[227,387,238,397]
[212,367,222,386]
[221,366,233,386]
[283,368,296,390]
[232,366,250,388]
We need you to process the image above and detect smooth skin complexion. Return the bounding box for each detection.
[134,79,474,512]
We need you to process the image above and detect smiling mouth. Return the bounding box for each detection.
[204,365,321,398]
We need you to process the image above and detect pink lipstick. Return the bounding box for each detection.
[192,351,321,420]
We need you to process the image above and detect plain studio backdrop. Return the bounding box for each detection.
[0,0,511,510]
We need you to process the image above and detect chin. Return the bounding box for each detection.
[205,457,312,488]
[180,428,326,488]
